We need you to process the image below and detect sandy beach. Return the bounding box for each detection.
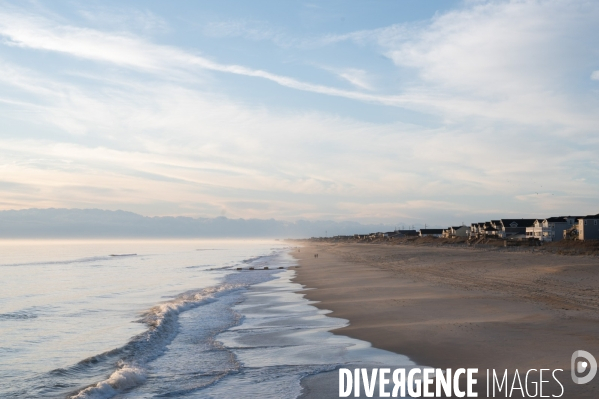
[292,242,599,398]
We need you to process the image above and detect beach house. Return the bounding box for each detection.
[396,229,419,237]
[526,216,582,242]
[442,227,456,238]
[577,214,599,240]
[499,219,537,239]
[419,229,444,237]
[469,222,484,238]
[482,222,500,237]
[526,219,545,241]
[443,226,461,238]
[445,225,470,238]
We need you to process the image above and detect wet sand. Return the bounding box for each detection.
[292,243,599,398]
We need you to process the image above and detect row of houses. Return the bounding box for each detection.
[323,213,599,242]
[435,214,599,242]
[336,230,420,240]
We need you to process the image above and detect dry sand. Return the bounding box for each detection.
[292,242,599,398]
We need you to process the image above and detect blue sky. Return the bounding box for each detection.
[0,0,598,226]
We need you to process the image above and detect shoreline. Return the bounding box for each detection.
[291,242,599,398]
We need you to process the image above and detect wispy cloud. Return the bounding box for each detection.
[313,1,599,130]
[0,8,405,107]
[2,2,597,130]
[0,1,598,223]
[316,65,374,90]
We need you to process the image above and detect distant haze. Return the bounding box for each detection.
[0,209,398,239]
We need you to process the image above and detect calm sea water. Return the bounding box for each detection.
[0,239,415,398]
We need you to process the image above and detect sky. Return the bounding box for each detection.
[0,0,598,227]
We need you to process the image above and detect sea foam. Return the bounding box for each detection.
[69,283,243,399]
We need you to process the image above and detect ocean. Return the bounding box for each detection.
[0,240,415,398]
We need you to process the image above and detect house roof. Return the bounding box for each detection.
[420,229,444,234]
[484,226,497,231]
[579,214,599,220]
[500,219,537,228]
[545,217,568,222]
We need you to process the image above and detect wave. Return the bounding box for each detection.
[208,265,236,271]
[0,311,38,320]
[0,305,57,321]
[240,251,281,265]
[69,283,244,399]
[185,264,213,269]
[70,365,146,399]
[241,255,269,264]
[0,255,114,267]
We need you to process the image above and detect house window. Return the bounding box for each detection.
[584,220,587,225]
[595,220,598,225]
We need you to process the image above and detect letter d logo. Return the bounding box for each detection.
[571,350,597,384]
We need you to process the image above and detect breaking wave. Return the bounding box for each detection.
[69,283,243,399]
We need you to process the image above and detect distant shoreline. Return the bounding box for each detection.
[291,242,599,398]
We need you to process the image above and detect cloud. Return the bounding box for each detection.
[1,66,596,222]
[318,0,599,129]
[592,71,599,80]
[2,1,596,130]
[0,8,408,107]
[0,1,598,224]
[318,66,374,90]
